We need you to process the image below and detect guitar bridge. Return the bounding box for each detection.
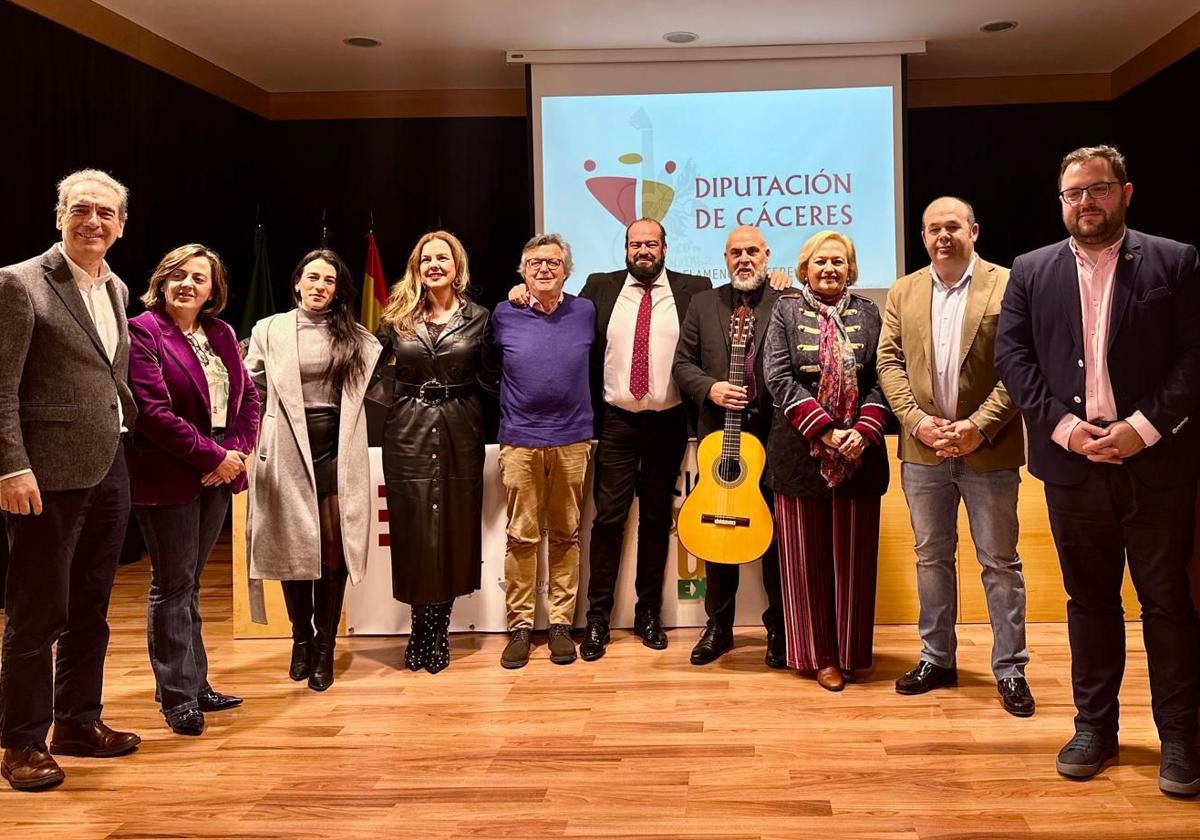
[700,514,751,528]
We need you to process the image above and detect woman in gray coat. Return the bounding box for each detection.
[374,231,498,673]
[245,249,381,691]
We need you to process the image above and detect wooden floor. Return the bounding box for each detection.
[2,536,1198,839]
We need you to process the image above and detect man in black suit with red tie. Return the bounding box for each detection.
[575,219,710,658]
[995,145,1200,797]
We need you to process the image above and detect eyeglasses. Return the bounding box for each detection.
[1059,181,1122,206]
[524,257,563,270]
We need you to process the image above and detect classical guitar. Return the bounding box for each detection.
[677,306,774,565]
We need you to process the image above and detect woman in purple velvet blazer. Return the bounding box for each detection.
[128,244,259,737]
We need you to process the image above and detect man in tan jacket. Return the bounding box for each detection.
[877,196,1032,717]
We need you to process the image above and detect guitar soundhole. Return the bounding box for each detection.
[717,457,743,484]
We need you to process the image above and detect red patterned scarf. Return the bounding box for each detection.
[801,285,860,487]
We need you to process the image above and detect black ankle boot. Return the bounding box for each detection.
[425,600,453,674]
[405,605,430,672]
[289,640,312,681]
[280,580,315,681]
[309,567,348,692]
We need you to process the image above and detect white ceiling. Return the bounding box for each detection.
[91,0,1200,92]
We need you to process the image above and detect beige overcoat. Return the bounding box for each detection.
[243,310,382,622]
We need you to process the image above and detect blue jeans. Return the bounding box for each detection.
[135,485,231,723]
[900,459,1028,680]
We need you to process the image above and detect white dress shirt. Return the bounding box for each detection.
[928,256,975,421]
[603,270,681,412]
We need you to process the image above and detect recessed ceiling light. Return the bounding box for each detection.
[979,21,1018,33]
[663,31,699,44]
[343,36,382,48]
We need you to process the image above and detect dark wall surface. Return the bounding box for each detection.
[257,116,529,314]
[1,2,264,314]
[905,48,1200,272]
[1111,47,1200,250]
[2,1,1196,317]
[0,2,528,321]
[904,101,1118,271]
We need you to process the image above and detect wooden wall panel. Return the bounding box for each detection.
[878,450,1143,625]
[874,457,923,623]
[231,493,294,638]
[234,449,1143,635]
[956,466,1140,622]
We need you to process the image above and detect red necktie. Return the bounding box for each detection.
[629,283,653,400]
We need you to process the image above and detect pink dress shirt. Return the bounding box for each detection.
[1051,231,1160,450]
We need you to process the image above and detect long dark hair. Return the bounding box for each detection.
[291,249,368,396]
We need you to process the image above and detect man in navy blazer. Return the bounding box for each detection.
[995,145,1200,797]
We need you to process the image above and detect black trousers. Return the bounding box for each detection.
[1044,466,1200,742]
[585,404,688,625]
[0,527,7,605]
[0,448,130,748]
[704,485,784,633]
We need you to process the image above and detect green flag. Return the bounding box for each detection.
[239,222,276,339]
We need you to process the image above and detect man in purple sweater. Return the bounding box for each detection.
[492,233,596,669]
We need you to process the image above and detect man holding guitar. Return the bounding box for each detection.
[674,226,786,667]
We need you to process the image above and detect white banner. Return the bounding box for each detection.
[345,443,771,635]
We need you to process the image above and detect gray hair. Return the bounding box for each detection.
[56,169,130,221]
[517,232,573,278]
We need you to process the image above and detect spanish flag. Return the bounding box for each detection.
[360,231,388,333]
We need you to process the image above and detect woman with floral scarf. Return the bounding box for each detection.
[762,230,891,692]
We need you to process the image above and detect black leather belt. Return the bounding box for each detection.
[396,380,474,406]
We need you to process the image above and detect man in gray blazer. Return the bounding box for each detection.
[0,170,142,791]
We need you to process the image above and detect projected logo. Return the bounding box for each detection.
[583,154,678,226]
[582,108,678,226]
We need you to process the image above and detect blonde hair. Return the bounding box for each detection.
[141,243,229,316]
[796,230,859,288]
[381,231,471,338]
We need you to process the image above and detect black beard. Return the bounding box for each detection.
[1067,204,1127,245]
[627,255,665,281]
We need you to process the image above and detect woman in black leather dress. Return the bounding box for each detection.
[373,231,498,673]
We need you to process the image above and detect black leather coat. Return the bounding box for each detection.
[372,300,500,604]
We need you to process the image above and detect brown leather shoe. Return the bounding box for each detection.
[816,666,846,692]
[49,719,141,758]
[2,746,65,791]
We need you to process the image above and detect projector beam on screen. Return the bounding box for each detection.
[520,45,918,294]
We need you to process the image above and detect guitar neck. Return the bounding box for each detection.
[723,341,745,455]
